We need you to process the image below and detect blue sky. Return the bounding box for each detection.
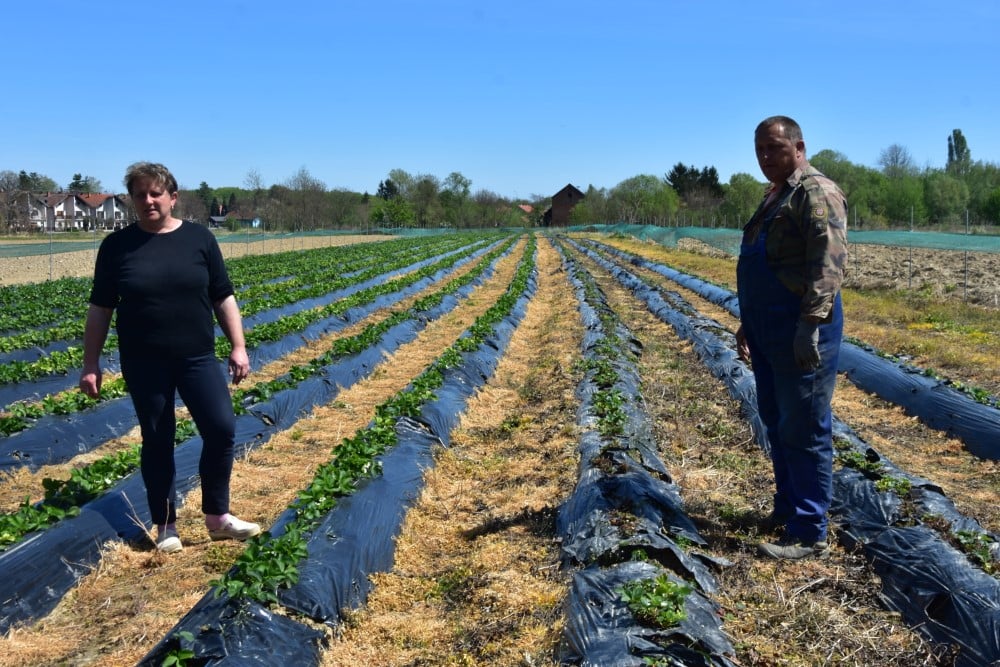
[5,1,999,199]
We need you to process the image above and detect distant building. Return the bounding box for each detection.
[542,184,584,227]
[4,192,130,231]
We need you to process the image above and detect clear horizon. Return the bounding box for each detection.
[5,1,999,198]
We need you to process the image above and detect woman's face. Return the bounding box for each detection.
[130,177,177,225]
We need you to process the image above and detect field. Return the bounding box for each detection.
[0,232,998,666]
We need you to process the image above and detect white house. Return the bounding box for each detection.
[79,193,130,228]
[19,193,131,231]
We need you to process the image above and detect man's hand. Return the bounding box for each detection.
[735,326,751,363]
[793,320,821,371]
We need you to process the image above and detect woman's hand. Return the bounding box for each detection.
[229,346,250,385]
[79,367,102,398]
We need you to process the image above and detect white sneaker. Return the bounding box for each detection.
[207,515,261,541]
[156,527,183,554]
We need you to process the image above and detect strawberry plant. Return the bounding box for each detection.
[619,573,692,628]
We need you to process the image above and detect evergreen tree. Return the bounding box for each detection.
[196,181,214,212]
[376,179,399,200]
[665,163,723,209]
[18,171,58,192]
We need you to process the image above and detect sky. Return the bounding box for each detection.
[5,1,1000,200]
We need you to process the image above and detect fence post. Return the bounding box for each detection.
[908,206,913,289]
[964,209,969,302]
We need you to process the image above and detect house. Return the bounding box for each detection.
[542,184,584,227]
[17,193,131,231]
[79,193,130,228]
[42,193,92,230]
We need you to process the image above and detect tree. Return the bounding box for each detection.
[567,185,611,225]
[946,129,971,176]
[195,182,214,216]
[174,191,206,221]
[665,163,724,209]
[812,149,887,225]
[369,196,414,227]
[411,174,440,227]
[67,173,102,193]
[883,175,926,226]
[442,172,471,200]
[18,171,58,192]
[285,166,327,231]
[609,174,680,223]
[471,189,506,228]
[962,161,1000,223]
[387,169,414,200]
[244,168,265,217]
[441,171,472,227]
[327,188,364,228]
[376,179,399,200]
[981,186,1000,224]
[878,144,916,179]
[923,171,969,223]
[0,170,31,231]
[720,173,764,225]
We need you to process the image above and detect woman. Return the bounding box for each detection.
[79,162,259,553]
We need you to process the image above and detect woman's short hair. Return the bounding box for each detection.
[124,162,178,196]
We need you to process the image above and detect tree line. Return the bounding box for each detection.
[3,129,999,234]
[570,130,1000,230]
[172,167,540,232]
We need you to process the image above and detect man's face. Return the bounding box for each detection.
[755,123,804,184]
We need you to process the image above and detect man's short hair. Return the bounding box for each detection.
[757,116,803,143]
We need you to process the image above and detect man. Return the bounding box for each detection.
[735,116,848,560]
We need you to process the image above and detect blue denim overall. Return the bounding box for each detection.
[737,195,843,543]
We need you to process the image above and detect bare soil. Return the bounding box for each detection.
[0,234,386,285]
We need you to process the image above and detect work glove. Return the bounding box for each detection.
[793,320,821,371]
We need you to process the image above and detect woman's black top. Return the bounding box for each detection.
[89,221,234,359]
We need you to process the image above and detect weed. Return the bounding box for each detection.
[673,534,694,550]
[430,566,477,605]
[712,451,752,474]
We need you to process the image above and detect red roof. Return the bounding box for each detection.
[79,193,114,206]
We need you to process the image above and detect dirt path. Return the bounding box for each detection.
[0,234,385,285]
